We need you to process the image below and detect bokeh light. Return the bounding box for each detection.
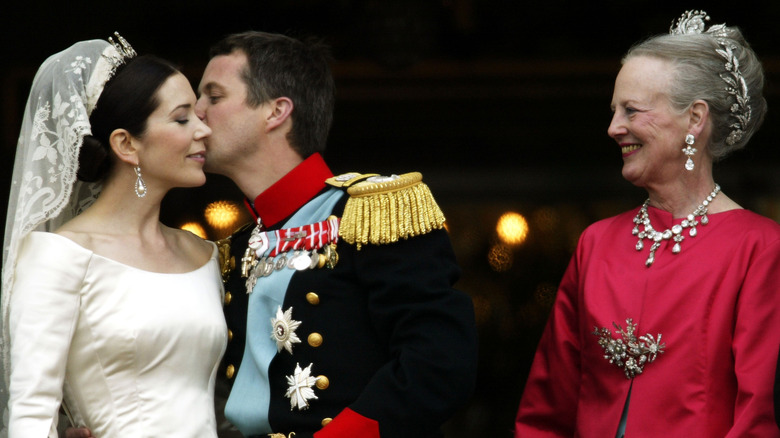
[204,200,242,238]
[534,282,558,308]
[180,222,207,239]
[471,295,492,326]
[487,243,513,272]
[496,211,529,246]
[531,207,560,234]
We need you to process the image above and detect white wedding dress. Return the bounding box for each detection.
[7,232,227,437]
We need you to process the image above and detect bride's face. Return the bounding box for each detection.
[135,73,212,190]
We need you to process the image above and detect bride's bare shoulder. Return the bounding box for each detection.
[54,217,99,249]
[165,226,213,257]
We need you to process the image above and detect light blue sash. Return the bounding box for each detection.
[225,188,344,435]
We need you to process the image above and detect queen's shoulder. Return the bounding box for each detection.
[720,208,780,239]
[583,209,638,233]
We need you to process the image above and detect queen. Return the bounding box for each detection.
[514,10,780,437]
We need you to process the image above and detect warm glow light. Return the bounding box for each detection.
[532,207,560,234]
[496,212,529,246]
[534,282,558,308]
[181,222,207,239]
[204,200,242,235]
[487,243,513,272]
[471,295,491,326]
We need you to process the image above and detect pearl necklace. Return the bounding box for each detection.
[632,184,721,267]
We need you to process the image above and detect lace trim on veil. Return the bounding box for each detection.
[0,40,113,436]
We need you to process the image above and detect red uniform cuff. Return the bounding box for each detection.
[313,407,380,438]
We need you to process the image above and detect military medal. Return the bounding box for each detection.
[285,363,319,410]
[289,250,313,271]
[309,251,320,269]
[242,218,264,292]
[242,216,341,294]
[271,306,302,354]
[241,247,255,279]
[260,258,274,277]
[274,255,287,271]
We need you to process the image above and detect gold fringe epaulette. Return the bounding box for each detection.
[326,172,446,249]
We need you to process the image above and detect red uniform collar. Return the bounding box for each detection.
[244,153,333,228]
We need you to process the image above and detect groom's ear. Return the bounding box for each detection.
[264,97,293,132]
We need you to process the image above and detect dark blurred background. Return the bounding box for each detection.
[2,1,779,436]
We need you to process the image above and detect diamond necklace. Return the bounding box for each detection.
[632,184,721,267]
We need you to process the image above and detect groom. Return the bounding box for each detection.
[200,31,477,438]
[71,31,477,438]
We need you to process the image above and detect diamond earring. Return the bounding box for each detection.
[134,165,147,198]
[682,134,696,171]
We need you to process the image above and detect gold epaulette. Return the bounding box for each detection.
[215,221,253,282]
[326,172,446,249]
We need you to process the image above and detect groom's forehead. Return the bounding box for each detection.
[202,54,247,82]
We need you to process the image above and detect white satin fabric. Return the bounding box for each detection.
[7,232,227,437]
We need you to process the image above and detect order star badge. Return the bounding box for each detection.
[285,363,319,410]
[271,306,302,354]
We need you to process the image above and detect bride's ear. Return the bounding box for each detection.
[109,129,139,165]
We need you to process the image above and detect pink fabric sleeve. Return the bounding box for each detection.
[728,237,780,436]
[514,245,582,437]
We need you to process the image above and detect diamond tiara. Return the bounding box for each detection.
[85,32,138,116]
[106,31,137,70]
[670,10,751,146]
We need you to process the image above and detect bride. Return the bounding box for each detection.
[1,34,226,437]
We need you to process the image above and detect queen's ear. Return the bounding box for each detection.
[687,99,709,136]
[109,129,139,165]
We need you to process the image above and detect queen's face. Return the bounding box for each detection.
[138,73,211,190]
[607,56,690,188]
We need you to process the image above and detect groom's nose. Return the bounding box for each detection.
[194,97,207,121]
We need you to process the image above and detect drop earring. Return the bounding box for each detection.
[134,165,147,198]
[682,134,696,171]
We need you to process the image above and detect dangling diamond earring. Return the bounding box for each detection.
[134,165,147,198]
[682,134,696,171]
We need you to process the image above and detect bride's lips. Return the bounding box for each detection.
[187,151,206,164]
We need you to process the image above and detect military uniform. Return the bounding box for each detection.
[216,153,477,438]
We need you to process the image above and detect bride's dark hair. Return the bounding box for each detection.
[77,55,179,182]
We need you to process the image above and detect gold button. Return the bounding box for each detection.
[316,375,330,390]
[226,364,235,379]
[228,329,233,342]
[306,292,320,305]
[308,332,323,347]
[224,292,232,305]
[321,418,332,426]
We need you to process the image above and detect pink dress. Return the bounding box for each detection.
[515,207,780,437]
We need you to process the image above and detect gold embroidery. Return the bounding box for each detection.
[215,236,235,283]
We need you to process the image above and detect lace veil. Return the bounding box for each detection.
[0,38,124,436]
